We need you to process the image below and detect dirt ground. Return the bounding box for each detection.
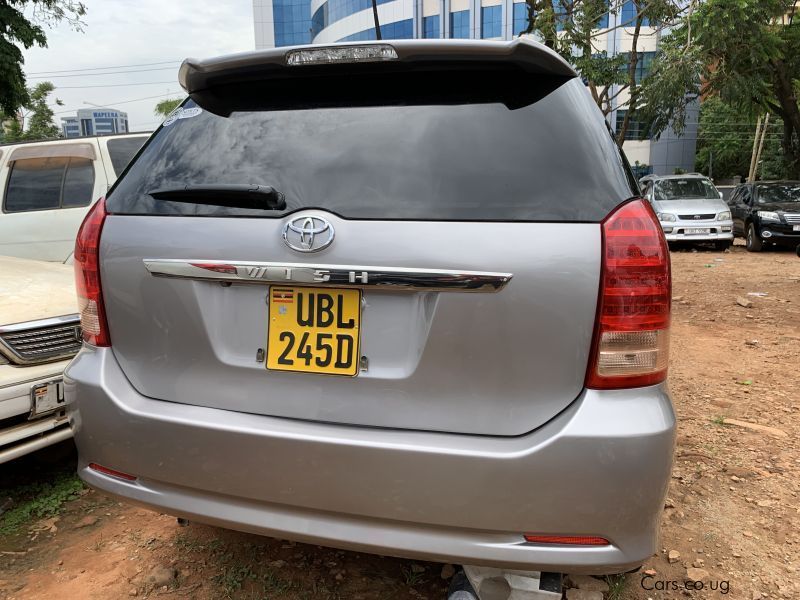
[1,242,799,600]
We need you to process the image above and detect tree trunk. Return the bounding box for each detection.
[615,3,644,147]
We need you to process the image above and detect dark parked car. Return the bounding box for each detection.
[728,181,800,251]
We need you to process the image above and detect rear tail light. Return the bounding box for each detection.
[74,198,110,347]
[586,199,671,389]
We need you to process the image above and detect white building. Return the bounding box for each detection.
[61,108,129,139]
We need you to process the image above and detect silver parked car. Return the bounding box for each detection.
[66,40,675,584]
[639,174,734,249]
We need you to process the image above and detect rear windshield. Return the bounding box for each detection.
[107,70,636,222]
[654,178,719,201]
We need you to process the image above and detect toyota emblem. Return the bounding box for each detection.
[282,216,335,253]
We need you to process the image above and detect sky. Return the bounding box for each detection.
[22,0,254,132]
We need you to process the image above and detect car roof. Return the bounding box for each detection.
[0,131,151,149]
[179,39,577,95]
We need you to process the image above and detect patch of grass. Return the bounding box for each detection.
[174,532,204,553]
[261,569,293,595]
[213,563,258,597]
[605,574,626,600]
[710,415,728,426]
[0,471,84,535]
[402,565,425,586]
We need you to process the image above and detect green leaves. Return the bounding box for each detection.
[0,1,87,116]
[154,98,184,118]
[670,0,800,178]
[2,81,61,143]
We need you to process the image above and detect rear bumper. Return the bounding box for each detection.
[0,362,72,464]
[66,347,675,574]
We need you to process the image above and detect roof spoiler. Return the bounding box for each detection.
[178,39,577,95]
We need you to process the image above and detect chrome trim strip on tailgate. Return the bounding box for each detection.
[143,259,513,292]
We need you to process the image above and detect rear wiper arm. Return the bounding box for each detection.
[148,184,286,211]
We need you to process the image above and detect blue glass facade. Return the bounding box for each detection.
[596,2,608,28]
[449,10,470,38]
[512,2,528,36]
[621,0,648,26]
[481,6,502,38]
[338,18,414,41]
[423,14,440,38]
[312,0,394,38]
[274,0,312,45]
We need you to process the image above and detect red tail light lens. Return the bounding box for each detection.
[524,534,610,546]
[88,462,136,481]
[74,198,110,347]
[586,199,671,389]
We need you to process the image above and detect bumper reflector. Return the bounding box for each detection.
[89,463,137,481]
[524,534,610,546]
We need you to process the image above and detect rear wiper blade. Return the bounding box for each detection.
[148,184,286,210]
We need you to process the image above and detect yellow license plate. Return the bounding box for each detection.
[267,286,361,376]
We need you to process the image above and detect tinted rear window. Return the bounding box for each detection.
[107,70,636,221]
[107,137,147,176]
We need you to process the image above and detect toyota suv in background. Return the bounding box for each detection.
[0,132,149,262]
[66,40,675,594]
[0,255,80,463]
[639,173,733,250]
[727,181,800,252]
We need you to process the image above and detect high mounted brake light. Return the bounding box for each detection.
[74,198,111,347]
[286,45,398,66]
[586,199,671,389]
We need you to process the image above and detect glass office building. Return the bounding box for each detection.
[255,0,651,47]
[252,0,697,174]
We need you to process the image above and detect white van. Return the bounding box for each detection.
[0,133,149,262]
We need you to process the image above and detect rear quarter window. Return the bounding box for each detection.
[107,70,637,222]
[3,156,95,213]
[106,137,148,176]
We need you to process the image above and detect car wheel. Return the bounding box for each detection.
[714,241,731,251]
[746,223,763,252]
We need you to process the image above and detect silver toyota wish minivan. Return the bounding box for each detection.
[66,39,675,584]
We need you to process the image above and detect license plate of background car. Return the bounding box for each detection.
[794,225,800,231]
[30,379,64,417]
[684,228,711,235]
[266,286,361,376]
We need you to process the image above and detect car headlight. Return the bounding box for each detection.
[658,213,677,222]
[757,211,780,221]
[716,211,731,221]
